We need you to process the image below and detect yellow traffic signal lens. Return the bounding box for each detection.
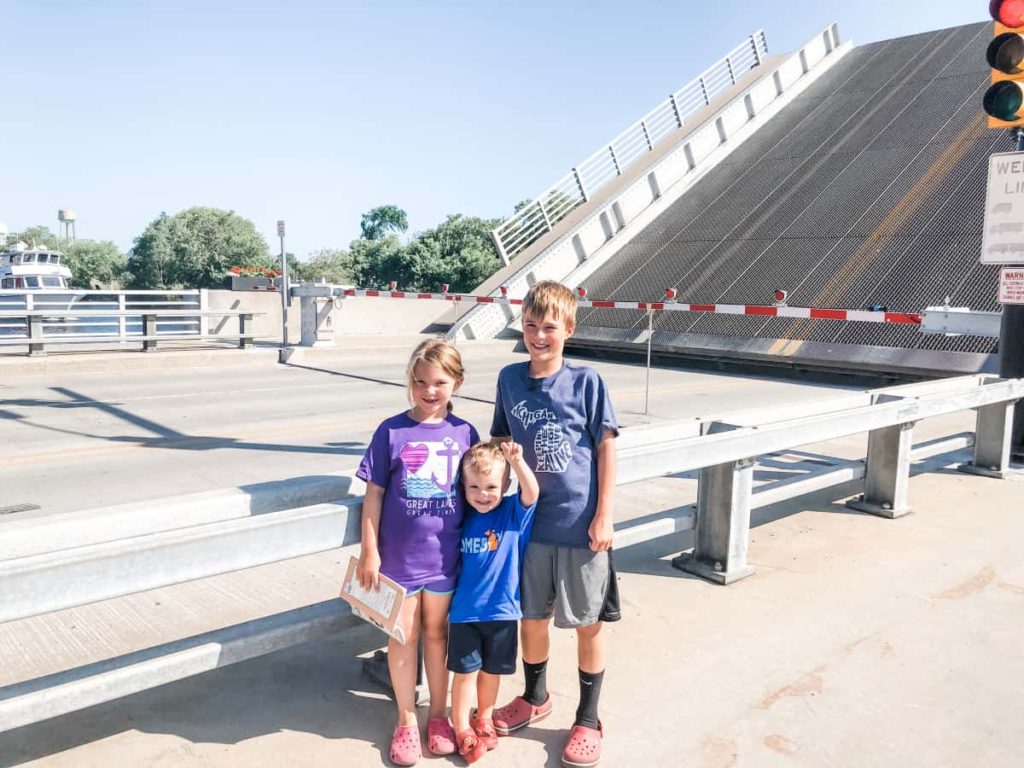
[988,32,1024,73]
[992,0,1024,27]
[984,80,1024,121]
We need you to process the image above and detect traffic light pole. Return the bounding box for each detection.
[1000,128,1024,460]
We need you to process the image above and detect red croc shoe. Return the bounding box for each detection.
[561,721,603,768]
[472,715,499,750]
[427,716,456,756]
[456,728,487,764]
[492,695,552,736]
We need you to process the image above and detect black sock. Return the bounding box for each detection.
[575,669,604,729]
[522,659,548,706]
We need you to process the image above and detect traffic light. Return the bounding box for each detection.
[985,1,1024,126]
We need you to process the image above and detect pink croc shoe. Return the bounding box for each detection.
[492,695,552,736]
[390,723,422,766]
[427,716,457,756]
[561,721,603,768]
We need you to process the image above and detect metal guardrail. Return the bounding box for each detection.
[0,308,261,355]
[492,30,769,262]
[1,373,1020,730]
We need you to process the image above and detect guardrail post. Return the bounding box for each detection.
[572,167,589,202]
[239,313,253,349]
[958,401,1016,478]
[142,313,158,352]
[490,230,510,266]
[117,294,127,341]
[673,423,756,585]
[641,120,653,151]
[608,144,622,175]
[27,314,45,357]
[847,411,914,519]
[669,93,684,127]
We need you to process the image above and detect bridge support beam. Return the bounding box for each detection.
[673,448,756,585]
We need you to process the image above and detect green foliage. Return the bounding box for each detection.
[9,225,60,249]
[360,205,409,241]
[404,214,502,292]
[293,248,353,284]
[126,208,271,289]
[341,209,502,292]
[346,235,411,288]
[63,240,126,288]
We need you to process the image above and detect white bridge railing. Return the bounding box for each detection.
[492,30,769,262]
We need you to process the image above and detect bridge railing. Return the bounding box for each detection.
[2,373,1020,730]
[492,30,769,262]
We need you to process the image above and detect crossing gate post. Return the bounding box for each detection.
[673,423,757,585]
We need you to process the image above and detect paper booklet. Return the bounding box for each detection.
[340,556,409,644]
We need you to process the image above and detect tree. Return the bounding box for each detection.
[293,248,353,284]
[9,225,60,249]
[126,208,271,289]
[404,214,502,292]
[360,205,408,241]
[63,240,126,288]
[345,235,411,288]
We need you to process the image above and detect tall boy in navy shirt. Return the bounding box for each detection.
[447,441,539,763]
[490,280,619,768]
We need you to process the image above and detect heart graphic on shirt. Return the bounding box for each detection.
[399,442,430,474]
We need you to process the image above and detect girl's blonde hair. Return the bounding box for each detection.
[406,338,465,412]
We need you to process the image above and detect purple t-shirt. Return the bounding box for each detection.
[357,411,479,589]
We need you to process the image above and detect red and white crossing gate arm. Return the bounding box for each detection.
[339,289,922,326]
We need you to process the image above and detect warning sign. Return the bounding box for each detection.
[982,152,1024,264]
[999,267,1024,305]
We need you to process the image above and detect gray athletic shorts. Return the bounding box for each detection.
[521,542,610,629]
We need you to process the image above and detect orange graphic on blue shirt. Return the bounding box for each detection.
[461,529,501,554]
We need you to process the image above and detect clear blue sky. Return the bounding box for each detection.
[1,0,985,260]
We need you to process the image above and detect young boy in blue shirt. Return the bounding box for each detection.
[490,280,619,768]
[447,440,539,763]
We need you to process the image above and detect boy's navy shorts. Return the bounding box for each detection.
[446,620,518,675]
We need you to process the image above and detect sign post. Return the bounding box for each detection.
[983,148,1024,459]
[277,220,289,351]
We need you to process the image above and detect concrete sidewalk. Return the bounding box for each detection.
[3,462,1022,767]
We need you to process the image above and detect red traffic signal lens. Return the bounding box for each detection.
[992,0,1024,27]
[988,32,1024,73]
[984,80,1024,121]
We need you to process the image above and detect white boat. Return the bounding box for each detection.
[0,242,73,290]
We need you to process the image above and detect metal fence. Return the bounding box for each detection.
[0,290,202,343]
[492,30,769,262]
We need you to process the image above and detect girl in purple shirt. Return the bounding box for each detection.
[353,338,479,766]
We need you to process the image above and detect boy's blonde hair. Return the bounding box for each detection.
[461,442,510,482]
[522,280,577,332]
[405,338,465,412]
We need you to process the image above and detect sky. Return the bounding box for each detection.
[0,1,987,261]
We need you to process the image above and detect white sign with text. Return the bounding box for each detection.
[999,266,1024,305]
[982,151,1024,264]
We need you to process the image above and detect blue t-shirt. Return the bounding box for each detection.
[449,493,537,623]
[490,361,618,548]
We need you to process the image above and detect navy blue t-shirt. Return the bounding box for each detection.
[490,361,618,548]
[449,493,537,623]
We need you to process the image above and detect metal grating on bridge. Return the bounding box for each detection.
[575,23,1006,360]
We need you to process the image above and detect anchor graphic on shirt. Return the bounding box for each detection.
[430,437,460,494]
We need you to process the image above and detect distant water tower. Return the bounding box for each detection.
[58,208,76,242]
